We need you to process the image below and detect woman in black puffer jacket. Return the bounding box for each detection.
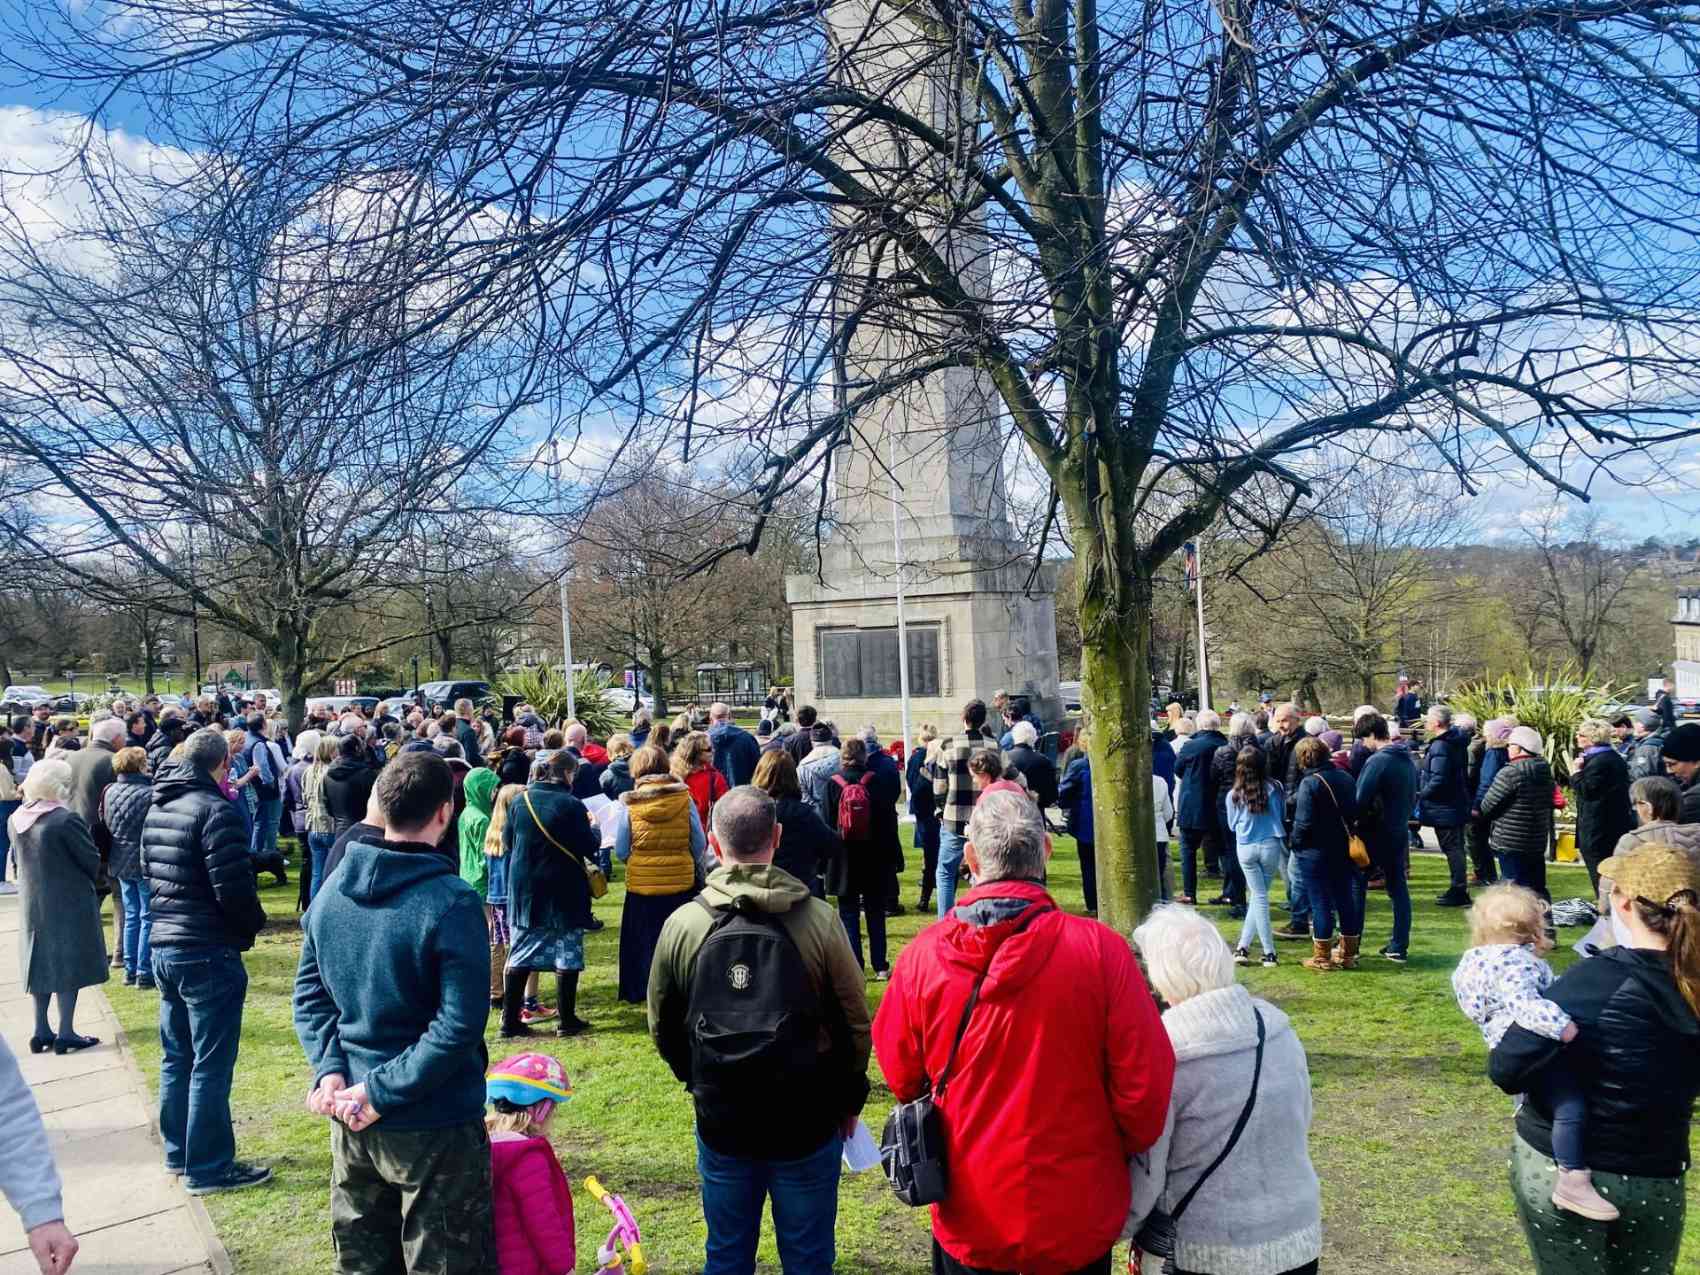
[102,747,157,988]
[1479,728,1555,898]
[1490,843,1700,1275]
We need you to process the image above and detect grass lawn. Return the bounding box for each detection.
[101,832,1700,1274]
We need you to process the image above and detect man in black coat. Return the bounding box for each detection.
[1005,721,1059,812]
[1419,706,1475,908]
[1263,704,1310,939]
[1174,712,1229,905]
[1653,678,1680,734]
[142,728,270,1195]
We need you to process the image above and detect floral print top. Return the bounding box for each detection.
[1452,943,1572,1048]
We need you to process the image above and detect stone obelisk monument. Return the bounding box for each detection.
[785,0,1060,738]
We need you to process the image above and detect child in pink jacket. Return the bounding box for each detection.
[486,1052,576,1275]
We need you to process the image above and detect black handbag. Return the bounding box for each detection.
[881,905,1052,1206]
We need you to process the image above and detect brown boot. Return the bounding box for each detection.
[1303,938,1338,971]
[1337,934,1361,970]
[488,943,507,1003]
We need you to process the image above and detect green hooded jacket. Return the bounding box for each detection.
[458,768,499,899]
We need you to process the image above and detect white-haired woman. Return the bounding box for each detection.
[1127,905,1322,1275]
[8,759,108,1055]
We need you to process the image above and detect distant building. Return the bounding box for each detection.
[1676,590,1700,702]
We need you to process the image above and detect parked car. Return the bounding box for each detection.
[306,695,383,717]
[0,685,53,712]
[48,692,93,712]
[415,680,493,709]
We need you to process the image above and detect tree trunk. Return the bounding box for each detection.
[274,627,310,734]
[648,646,670,721]
[1079,567,1157,935]
[1299,672,1320,715]
[435,630,454,680]
[141,615,158,693]
[1361,670,1376,705]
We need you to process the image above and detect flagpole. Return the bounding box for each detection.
[889,428,913,780]
[1192,537,1211,712]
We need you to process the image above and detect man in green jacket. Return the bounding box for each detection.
[648,785,871,1275]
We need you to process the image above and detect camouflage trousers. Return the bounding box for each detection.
[330,1119,497,1275]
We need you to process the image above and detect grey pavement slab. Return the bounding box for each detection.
[0,895,227,1275]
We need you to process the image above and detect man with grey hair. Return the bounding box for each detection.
[1420,703,1474,907]
[142,728,270,1195]
[648,786,871,1273]
[68,715,127,964]
[1262,703,1311,939]
[874,789,1175,1274]
[708,701,761,788]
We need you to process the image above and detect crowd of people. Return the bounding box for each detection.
[1,675,1699,1275]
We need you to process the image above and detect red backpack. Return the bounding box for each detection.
[832,772,874,842]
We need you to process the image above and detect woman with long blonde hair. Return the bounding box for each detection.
[672,730,728,830]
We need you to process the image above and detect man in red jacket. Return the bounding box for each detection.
[873,789,1175,1275]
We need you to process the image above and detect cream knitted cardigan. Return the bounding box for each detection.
[1125,983,1323,1275]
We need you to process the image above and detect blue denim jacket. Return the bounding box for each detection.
[1224,782,1286,845]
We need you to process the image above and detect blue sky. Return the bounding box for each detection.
[3,10,1698,545]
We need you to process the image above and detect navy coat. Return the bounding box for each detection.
[1175,730,1228,830]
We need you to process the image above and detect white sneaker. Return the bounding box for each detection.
[0,882,17,895]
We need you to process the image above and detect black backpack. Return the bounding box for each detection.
[686,899,831,1151]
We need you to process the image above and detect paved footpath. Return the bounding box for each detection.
[0,893,228,1275]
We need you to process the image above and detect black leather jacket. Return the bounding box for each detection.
[1491,947,1700,1176]
[142,763,266,950]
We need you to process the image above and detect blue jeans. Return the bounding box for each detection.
[1296,850,1361,941]
[152,946,248,1185]
[307,831,336,901]
[1235,838,1283,954]
[697,1131,842,1275]
[1281,836,1311,926]
[1372,840,1412,955]
[251,795,283,860]
[119,878,153,979]
[936,828,967,917]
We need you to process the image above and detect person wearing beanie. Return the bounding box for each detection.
[1629,708,1669,782]
[485,1052,576,1275]
[1665,723,1700,825]
[1480,727,1556,899]
[796,721,843,815]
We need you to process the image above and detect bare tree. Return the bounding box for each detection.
[13,0,1700,924]
[0,159,548,727]
[566,474,756,721]
[1530,510,1642,681]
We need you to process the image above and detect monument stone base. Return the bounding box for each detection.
[786,541,1060,745]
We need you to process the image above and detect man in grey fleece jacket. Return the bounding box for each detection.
[0,1036,79,1272]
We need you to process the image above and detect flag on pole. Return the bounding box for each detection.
[1182,541,1199,590]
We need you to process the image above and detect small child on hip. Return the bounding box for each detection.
[1452,884,1617,1222]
